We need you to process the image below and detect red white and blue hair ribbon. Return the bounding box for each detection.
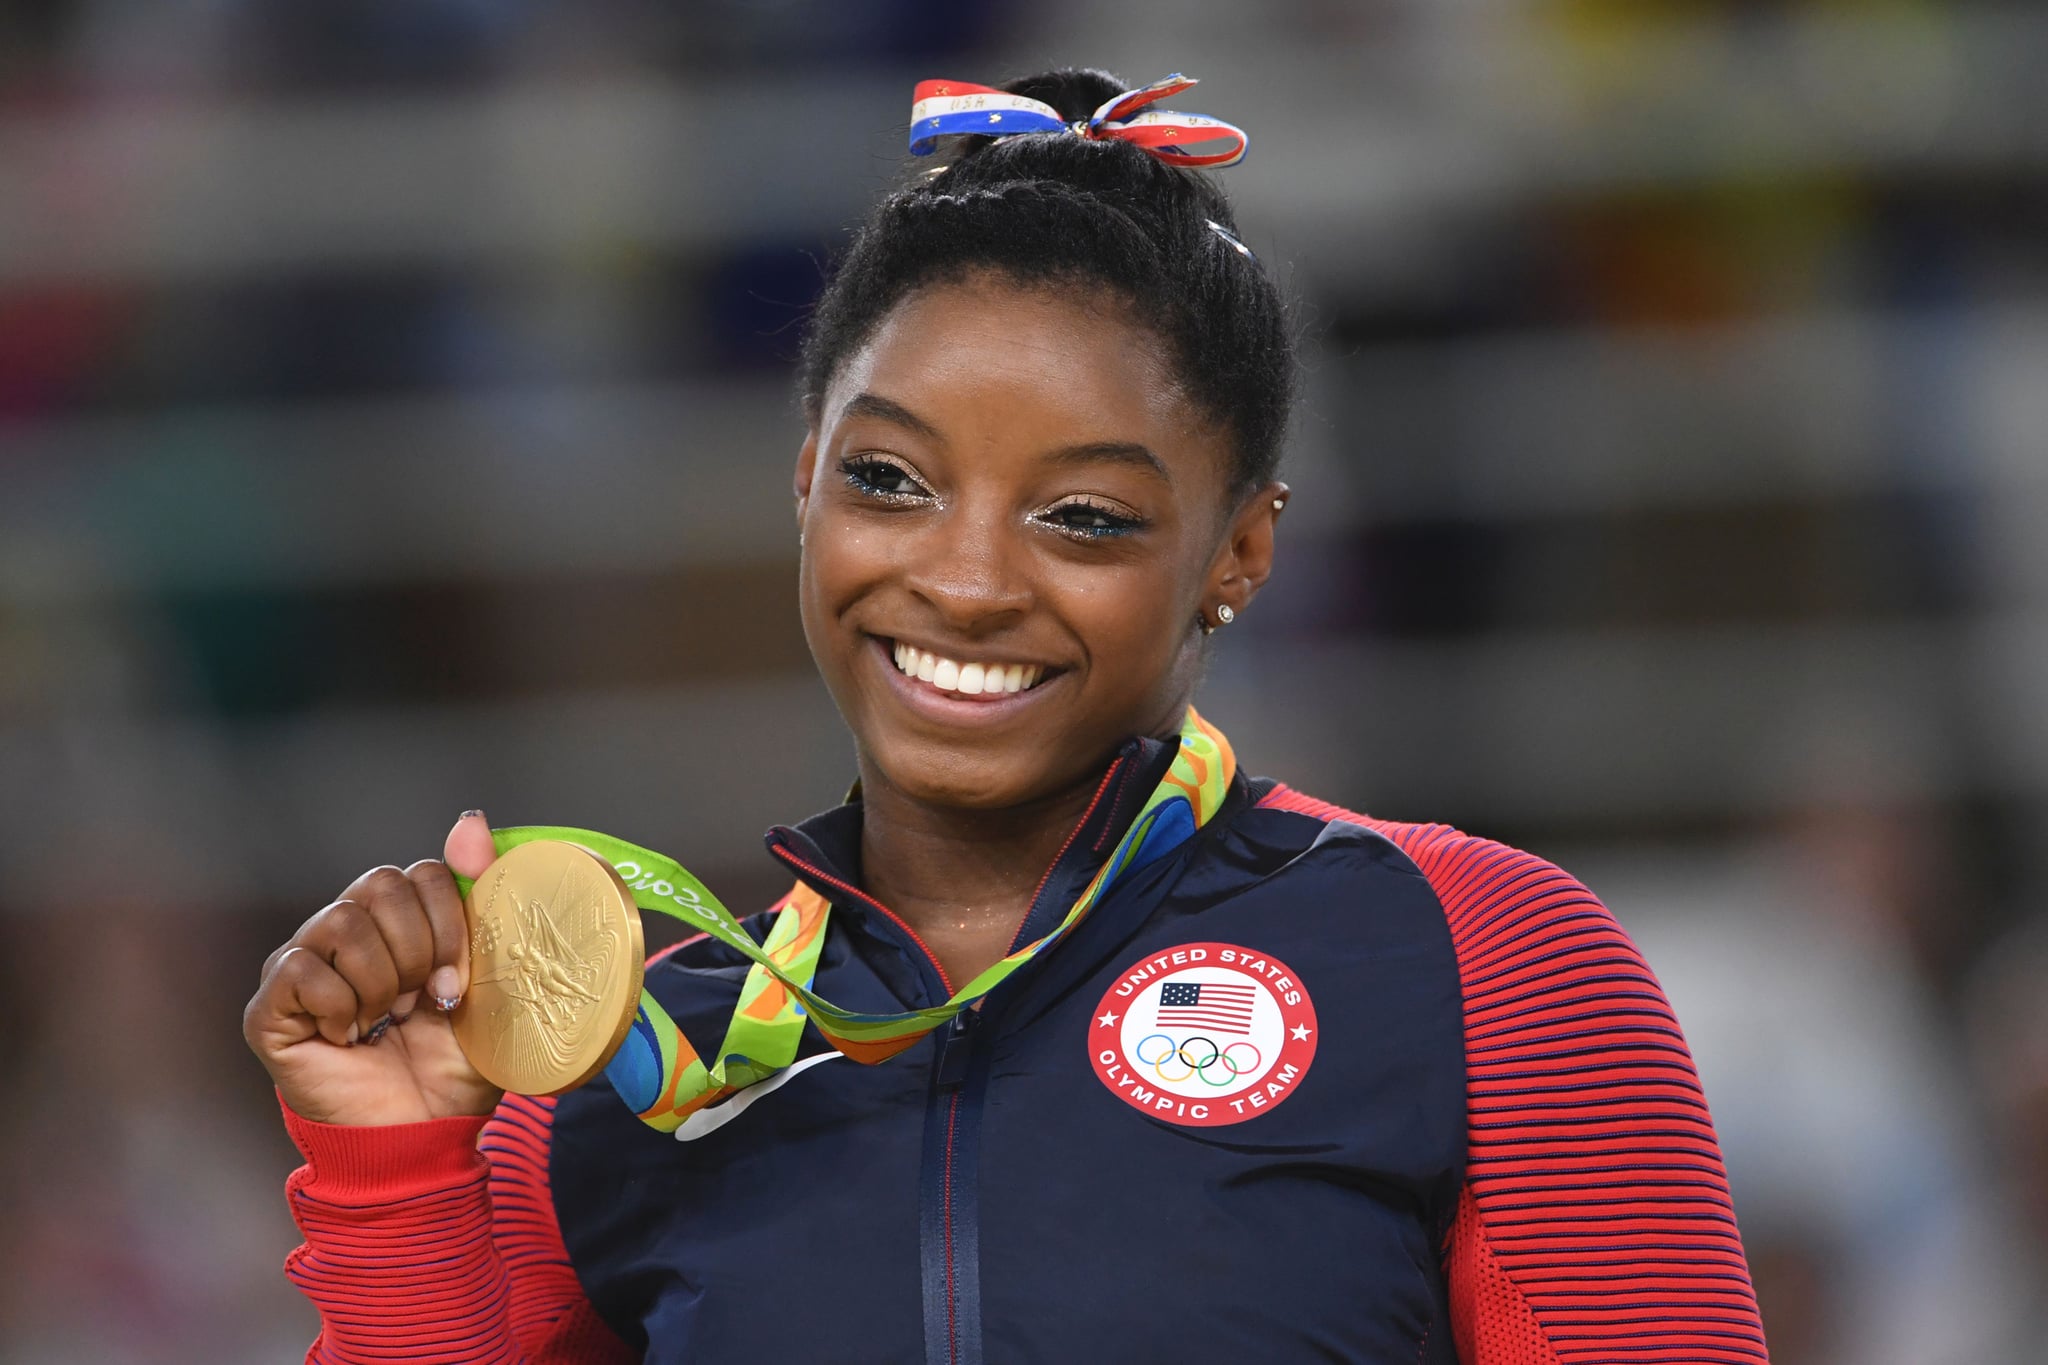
[908,73,1248,169]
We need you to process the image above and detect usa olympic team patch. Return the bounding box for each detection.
[1089,943,1317,1128]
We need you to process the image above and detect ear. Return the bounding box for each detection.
[794,428,820,530]
[1203,480,1289,624]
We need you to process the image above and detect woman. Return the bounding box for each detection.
[246,68,1769,1363]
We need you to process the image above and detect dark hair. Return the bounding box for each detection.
[797,67,1295,496]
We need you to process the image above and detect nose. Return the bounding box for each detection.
[900,494,1034,634]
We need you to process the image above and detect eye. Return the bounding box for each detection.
[1037,496,1145,540]
[840,454,933,501]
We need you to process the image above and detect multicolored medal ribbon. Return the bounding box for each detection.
[908,73,1248,168]
[452,709,1234,1134]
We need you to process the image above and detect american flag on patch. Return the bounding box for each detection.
[1155,981,1258,1036]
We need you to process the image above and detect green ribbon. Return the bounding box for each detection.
[456,709,1236,1133]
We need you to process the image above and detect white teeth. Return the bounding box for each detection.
[890,643,1048,697]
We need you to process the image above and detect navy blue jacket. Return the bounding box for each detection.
[281,732,1766,1364]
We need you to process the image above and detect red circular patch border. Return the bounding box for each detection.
[1087,941,1318,1128]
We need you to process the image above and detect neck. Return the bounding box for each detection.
[855,757,1117,986]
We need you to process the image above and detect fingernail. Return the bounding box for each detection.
[434,995,460,1013]
[363,1014,394,1045]
[345,1021,360,1046]
[393,990,420,1017]
[429,965,461,1004]
[460,809,485,821]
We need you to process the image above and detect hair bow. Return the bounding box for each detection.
[908,73,1248,169]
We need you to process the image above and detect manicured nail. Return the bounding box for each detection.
[363,1014,394,1045]
[345,1021,360,1045]
[429,965,461,1005]
[460,809,484,821]
[434,995,460,1013]
[393,990,420,1018]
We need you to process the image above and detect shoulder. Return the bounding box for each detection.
[1257,787,1760,1357]
[1254,782,1641,981]
[1253,782,1681,1070]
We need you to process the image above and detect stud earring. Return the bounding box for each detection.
[1216,604,1235,626]
[1272,498,1284,511]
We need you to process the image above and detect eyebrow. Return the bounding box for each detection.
[838,392,941,441]
[1043,440,1172,485]
[838,390,1171,485]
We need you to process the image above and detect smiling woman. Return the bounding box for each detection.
[246,68,1770,1365]
[795,274,1281,983]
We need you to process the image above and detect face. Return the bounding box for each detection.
[794,272,1285,813]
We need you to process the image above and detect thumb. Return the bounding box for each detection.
[445,809,498,880]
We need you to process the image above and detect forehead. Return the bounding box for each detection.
[824,274,1217,463]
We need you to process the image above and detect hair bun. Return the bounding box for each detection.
[930,68,1132,175]
[803,64,1293,495]
[999,68,1128,125]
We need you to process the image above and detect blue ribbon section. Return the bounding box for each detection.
[909,105,1067,157]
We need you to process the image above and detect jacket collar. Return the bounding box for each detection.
[761,730,1184,955]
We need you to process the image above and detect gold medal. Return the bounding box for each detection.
[453,840,645,1096]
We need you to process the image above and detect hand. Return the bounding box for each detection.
[245,811,506,1126]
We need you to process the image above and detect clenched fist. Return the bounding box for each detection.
[245,810,504,1125]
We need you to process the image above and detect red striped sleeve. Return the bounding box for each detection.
[278,930,721,1360]
[480,1095,637,1358]
[281,1093,632,1364]
[1258,785,1768,1364]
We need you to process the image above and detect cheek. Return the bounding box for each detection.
[798,515,926,697]
[1056,556,1197,680]
[802,516,897,617]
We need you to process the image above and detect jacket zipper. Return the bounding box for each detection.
[924,1010,980,1365]
[916,757,1127,1365]
[767,840,973,1364]
[769,756,1131,1365]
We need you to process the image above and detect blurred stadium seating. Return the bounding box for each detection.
[3,3,2044,1359]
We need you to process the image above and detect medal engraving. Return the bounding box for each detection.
[453,841,645,1096]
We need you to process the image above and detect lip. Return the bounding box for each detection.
[869,635,1065,723]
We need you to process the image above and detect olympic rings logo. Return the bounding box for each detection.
[1133,1033,1262,1087]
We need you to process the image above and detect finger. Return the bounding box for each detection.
[405,858,471,1010]
[300,895,402,1035]
[352,865,438,999]
[253,945,363,1049]
[266,890,358,980]
[436,809,496,1010]
[444,809,496,881]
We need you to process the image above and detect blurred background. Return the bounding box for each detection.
[2,1,2044,1360]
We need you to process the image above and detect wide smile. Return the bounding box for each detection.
[871,635,1064,718]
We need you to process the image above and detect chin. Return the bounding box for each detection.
[859,726,1089,812]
